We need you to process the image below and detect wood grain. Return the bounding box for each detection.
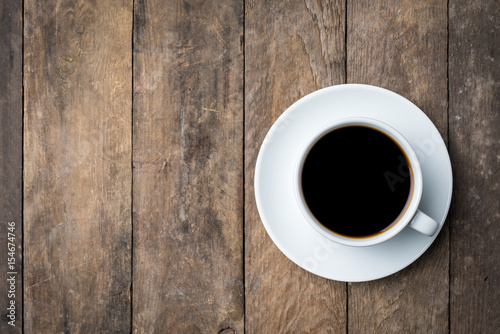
[3,0,496,331]
[132,0,244,332]
[449,0,500,332]
[347,1,449,333]
[24,0,132,332]
[245,1,346,332]
[0,0,22,332]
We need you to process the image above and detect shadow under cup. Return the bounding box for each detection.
[296,120,416,243]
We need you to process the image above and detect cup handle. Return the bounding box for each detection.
[407,210,439,237]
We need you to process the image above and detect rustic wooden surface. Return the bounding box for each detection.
[132,0,244,333]
[0,0,497,333]
[244,0,347,333]
[347,1,450,333]
[24,0,132,332]
[449,0,500,332]
[0,0,22,332]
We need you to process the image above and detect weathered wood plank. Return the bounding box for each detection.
[132,0,244,332]
[0,0,22,332]
[24,0,132,332]
[245,1,346,332]
[347,1,449,333]
[449,1,500,332]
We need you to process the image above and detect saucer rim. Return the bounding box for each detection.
[254,83,453,282]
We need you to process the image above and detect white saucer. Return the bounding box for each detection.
[254,84,453,282]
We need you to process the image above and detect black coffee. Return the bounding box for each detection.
[301,125,413,238]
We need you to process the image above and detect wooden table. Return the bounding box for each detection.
[1,0,498,333]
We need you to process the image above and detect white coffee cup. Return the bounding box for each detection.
[294,117,439,247]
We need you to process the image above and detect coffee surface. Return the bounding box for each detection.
[301,125,412,237]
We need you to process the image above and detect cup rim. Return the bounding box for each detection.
[294,116,423,247]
